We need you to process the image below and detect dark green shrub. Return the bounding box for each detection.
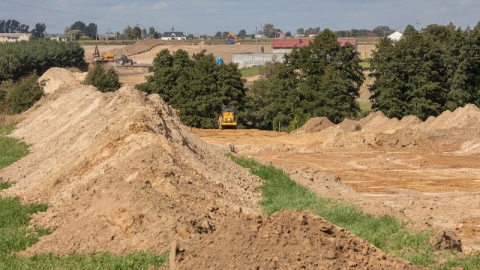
[0,40,85,82]
[4,73,44,114]
[82,65,121,92]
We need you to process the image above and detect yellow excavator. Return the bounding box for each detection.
[92,45,115,63]
[218,105,237,129]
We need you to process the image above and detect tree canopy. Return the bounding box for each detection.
[136,49,246,128]
[246,29,365,130]
[369,23,480,120]
[0,40,85,82]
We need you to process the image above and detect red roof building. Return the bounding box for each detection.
[272,38,357,54]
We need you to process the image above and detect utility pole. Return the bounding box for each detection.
[255,26,258,53]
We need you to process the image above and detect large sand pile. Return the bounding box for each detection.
[302,104,480,153]
[39,67,86,94]
[0,83,263,255]
[0,68,423,268]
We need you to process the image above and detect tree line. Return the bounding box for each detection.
[0,19,46,39]
[213,25,397,39]
[370,22,480,121]
[0,40,85,82]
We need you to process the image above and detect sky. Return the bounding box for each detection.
[1,0,480,36]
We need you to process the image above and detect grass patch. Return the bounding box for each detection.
[359,101,372,113]
[360,61,371,68]
[0,197,50,257]
[228,154,480,269]
[241,67,262,77]
[1,252,168,270]
[0,125,29,170]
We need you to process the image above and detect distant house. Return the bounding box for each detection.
[161,31,186,40]
[0,33,31,43]
[97,33,116,40]
[366,32,378,38]
[388,31,403,41]
[47,34,68,42]
[272,38,357,54]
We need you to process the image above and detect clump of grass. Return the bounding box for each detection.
[240,67,262,77]
[228,154,480,269]
[0,197,50,257]
[0,125,29,170]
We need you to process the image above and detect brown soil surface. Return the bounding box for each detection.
[0,40,477,269]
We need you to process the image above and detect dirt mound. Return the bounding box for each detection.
[39,67,86,94]
[293,117,335,134]
[178,210,425,269]
[0,83,263,255]
[298,104,480,152]
[105,39,165,58]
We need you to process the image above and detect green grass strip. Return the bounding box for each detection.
[0,125,29,170]
[240,67,262,77]
[0,252,168,270]
[228,154,480,269]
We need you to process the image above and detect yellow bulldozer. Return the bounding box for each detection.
[218,105,237,130]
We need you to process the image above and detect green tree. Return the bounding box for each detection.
[85,23,98,39]
[136,49,246,128]
[69,21,86,32]
[263,24,281,38]
[5,73,44,114]
[403,24,417,38]
[238,29,247,38]
[82,65,121,93]
[372,26,395,37]
[245,62,299,130]
[370,23,480,120]
[305,27,321,36]
[132,26,142,40]
[148,27,159,38]
[31,23,46,38]
[286,29,364,123]
[122,26,133,40]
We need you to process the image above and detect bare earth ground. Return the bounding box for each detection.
[0,40,478,268]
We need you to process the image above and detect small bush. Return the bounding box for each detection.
[82,65,122,92]
[3,73,44,114]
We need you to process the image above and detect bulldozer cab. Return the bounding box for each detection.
[222,105,235,113]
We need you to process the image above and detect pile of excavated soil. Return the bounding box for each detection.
[292,117,334,135]
[0,68,424,268]
[0,82,263,255]
[39,67,86,94]
[177,210,425,269]
[303,104,480,153]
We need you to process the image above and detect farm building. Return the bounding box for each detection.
[46,34,68,42]
[161,31,186,40]
[0,33,31,43]
[271,38,357,54]
[388,31,403,41]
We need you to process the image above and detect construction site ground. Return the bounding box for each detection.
[0,40,478,269]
